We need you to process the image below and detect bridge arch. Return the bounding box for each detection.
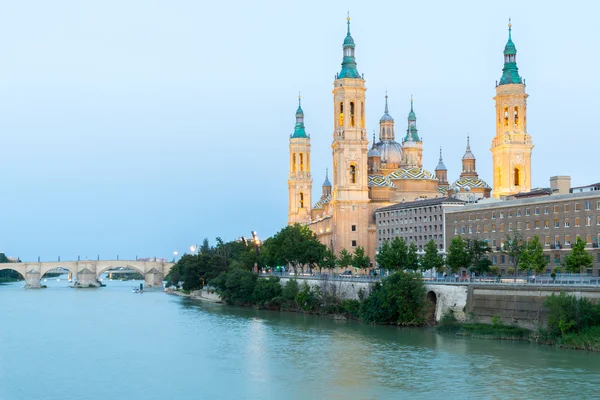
[40,264,76,277]
[426,290,438,324]
[96,264,146,278]
[0,265,26,280]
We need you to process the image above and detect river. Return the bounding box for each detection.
[1,277,599,400]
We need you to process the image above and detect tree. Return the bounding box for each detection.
[502,232,526,282]
[352,246,371,274]
[466,239,492,275]
[390,237,408,270]
[421,239,444,275]
[261,224,321,273]
[319,247,337,273]
[519,235,547,274]
[375,240,394,271]
[563,237,594,275]
[406,242,420,271]
[446,237,470,274]
[338,249,353,271]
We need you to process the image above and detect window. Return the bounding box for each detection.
[597,215,600,225]
[586,216,591,226]
[350,102,355,126]
[597,201,600,210]
[351,225,356,232]
[492,212,496,219]
[535,221,540,229]
[339,102,344,126]
[564,218,570,228]
[525,208,531,216]
[554,219,559,228]
[575,217,580,227]
[564,204,570,212]
[544,206,549,215]
[565,235,571,245]
[545,236,550,245]
[500,211,505,219]
[544,220,549,229]
[514,168,520,186]
[508,211,513,218]
[508,223,513,231]
[350,165,356,184]
[516,209,522,217]
[500,223,505,232]
[492,223,496,232]
[555,235,560,246]
[468,226,473,234]
[554,205,559,214]
[299,193,304,208]
[517,222,522,230]
[351,240,357,247]
[535,207,540,215]
[461,227,465,234]
[484,225,489,233]
[526,222,531,230]
[299,153,304,172]
[575,203,580,212]
[585,201,591,211]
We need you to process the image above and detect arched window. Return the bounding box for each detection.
[504,106,509,127]
[361,102,365,127]
[299,153,304,172]
[350,165,356,184]
[514,168,520,186]
[514,106,519,127]
[292,153,296,172]
[350,102,355,127]
[339,102,344,127]
[306,153,310,172]
[299,193,304,208]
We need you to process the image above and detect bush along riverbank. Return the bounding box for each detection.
[437,292,600,352]
[211,269,431,326]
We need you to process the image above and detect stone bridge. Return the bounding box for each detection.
[0,260,174,289]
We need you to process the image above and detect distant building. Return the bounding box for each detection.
[445,180,600,276]
[374,197,465,253]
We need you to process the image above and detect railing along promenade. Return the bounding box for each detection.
[260,271,600,287]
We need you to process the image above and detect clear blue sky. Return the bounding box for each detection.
[1,0,598,261]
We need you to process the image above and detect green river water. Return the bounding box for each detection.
[1,278,599,400]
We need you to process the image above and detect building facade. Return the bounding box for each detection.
[491,21,534,198]
[287,17,496,261]
[444,190,600,276]
[375,197,465,253]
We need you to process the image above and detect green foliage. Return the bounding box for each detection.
[466,239,492,275]
[406,242,420,271]
[0,253,10,263]
[338,249,353,269]
[490,265,500,276]
[503,232,526,276]
[320,248,337,272]
[519,235,547,273]
[261,224,324,272]
[491,315,504,328]
[341,299,361,319]
[375,237,408,271]
[351,246,371,272]
[295,282,320,312]
[252,276,282,307]
[282,279,299,301]
[421,239,444,273]
[360,271,427,326]
[563,237,594,273]
[212,269,257,305]
[446,237,470,273]
[544,292,600,338]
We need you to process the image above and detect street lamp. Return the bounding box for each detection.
[173,251,178,262]
[251,231,261,273]
[190,245,197,254]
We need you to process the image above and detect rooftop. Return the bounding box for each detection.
[375,197,465,214]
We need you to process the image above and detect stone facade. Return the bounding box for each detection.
[374,197,465,252]
[445,191,600,275]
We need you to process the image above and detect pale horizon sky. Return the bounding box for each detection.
[1,0,599,261]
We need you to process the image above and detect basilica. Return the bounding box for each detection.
[287,17,532,261]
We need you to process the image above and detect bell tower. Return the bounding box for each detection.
[330,15,370,255]
[288,95,312,225]
[491,20,534,198]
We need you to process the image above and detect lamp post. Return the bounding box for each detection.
[173,251,178,263]
[251,231,261,274]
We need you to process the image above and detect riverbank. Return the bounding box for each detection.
[166,288,223,303]
[436,314,600,352]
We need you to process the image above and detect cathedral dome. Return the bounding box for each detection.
[375,140,402,164]
[368,147,381,158]
[389,167,436,181]
[451,176,491,190]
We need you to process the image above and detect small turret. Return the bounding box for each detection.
[461,136,478,177]
[321,168,332,198]
[291,94,308,138]
[499,19,523,85]
[435,147,448,186]
[368,133,381,173]
[338,14,361,79]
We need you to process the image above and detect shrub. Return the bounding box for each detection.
[212,269,257,305]
[360,271,427,326]
[544,292,600,338]
[342,299,361,319]
[252,277,282,307]
[491,315,504,328]
[295,282,320,312]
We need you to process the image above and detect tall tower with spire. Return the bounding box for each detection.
[288,95,312,225]
[401,97,423,168]
[491,20,534,198]
[435,147,448,189]
[330,15,371,255]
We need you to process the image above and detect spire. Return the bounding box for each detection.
[338,13,361,79]
[322,168,332,187]
[404,95,419,142]
[436,146,447,170]
[380,91,394,122]
[462,135,475,160]
[499,19,522,85]
[368,131,381,158]
[291,94,308,138]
